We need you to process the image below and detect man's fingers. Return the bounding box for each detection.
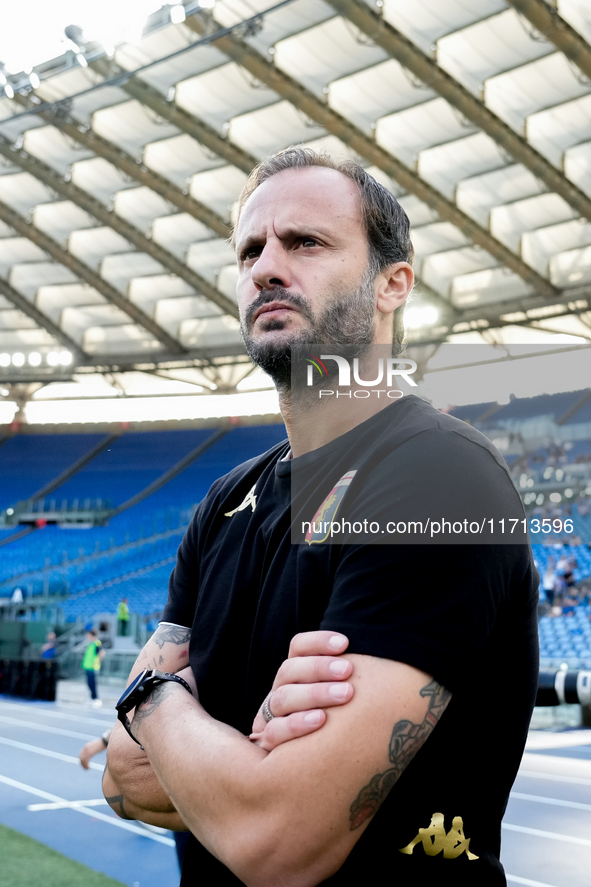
[268,681,354,718]
[249,710,327,752]
[288,631,349,659]
[273,655,353,690]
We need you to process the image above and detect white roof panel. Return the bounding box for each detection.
[176,62,278,132]
[0,172,56,215]
[0,239,47,276]
[229,100,326,158]
[93,100,179,156]
[377,97,477,168]
[275,16,387,95]
[113,185,174,231]
[33,201,96,245]
[382,0,507,54]
[490,193,578,253]
[144,133,226,187]
[69,227,132,268]
[329,59,436,134]
[36,284,105,322]
[102,252,166,291]
[151,213,213,259]
[71,157,140,204]
[438,9,552,96]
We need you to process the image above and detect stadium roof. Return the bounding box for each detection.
[1,0,591,414]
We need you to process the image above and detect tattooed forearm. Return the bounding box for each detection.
[151,624,191,650]
[349,680,452,831]
[131,681,175,740]
[106,793,134,820]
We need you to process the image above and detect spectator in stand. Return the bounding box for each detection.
[542,568,556,607]
[41,631,57,659]
[82,629,105,707]
[117,598,130,637]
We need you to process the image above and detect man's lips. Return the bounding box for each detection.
[253,302,297,322]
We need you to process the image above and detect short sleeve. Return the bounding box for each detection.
[161,510,201,628]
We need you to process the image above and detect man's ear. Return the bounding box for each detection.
[376,263,414,315]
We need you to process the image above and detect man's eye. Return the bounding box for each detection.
[300,237,318,248]
[242,247,261,262]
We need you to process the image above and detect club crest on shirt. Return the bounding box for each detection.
[399,812,479,861]
[304,470,357,544]
[224,483,257,517]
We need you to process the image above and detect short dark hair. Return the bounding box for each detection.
[233,147,414,352]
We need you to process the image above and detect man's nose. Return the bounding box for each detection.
[252,243,292,291]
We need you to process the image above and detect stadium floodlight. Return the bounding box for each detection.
[59,350,73,366]
[29,72,40,88]
[170,5,186,23]
[12,352,25,367]
[199,0,216,8]
[405,305,439,330]
[75,53,88,68]
[4,83,14,99]
[0,73,6,85]
[0,354,10,367]
[28,352,42,366]
[47,351,61,367]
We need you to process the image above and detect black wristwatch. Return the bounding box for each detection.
[116,669,192,748]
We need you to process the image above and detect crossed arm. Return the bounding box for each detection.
[104,624,451,887]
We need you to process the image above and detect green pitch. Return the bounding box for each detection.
[0,823,126,887]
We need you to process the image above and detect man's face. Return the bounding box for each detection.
[234,167,378,382]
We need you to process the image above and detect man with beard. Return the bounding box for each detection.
[104,149,538,886]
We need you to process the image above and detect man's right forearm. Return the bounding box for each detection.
[105,622,192,824]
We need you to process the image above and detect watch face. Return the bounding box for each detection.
[116,669,149,710]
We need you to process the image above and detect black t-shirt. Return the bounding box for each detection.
[163,396,539,886]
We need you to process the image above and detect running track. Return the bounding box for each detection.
[1,695,590,887]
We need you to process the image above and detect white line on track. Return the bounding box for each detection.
[0,714,95,740]
[0,774,175,847]
[511,791,591,812]
[519,769,591,788]
[28,799,108,811]
[0,700,114,728]
[0,735,104,770]
[506,876,560,887]
[503,822,591,848]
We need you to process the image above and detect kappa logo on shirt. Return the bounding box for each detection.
[399,812,479,861]
[224,483,257,517]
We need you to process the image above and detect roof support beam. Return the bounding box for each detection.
[0,277,86,357]
[11,93,232,240]
[0,198,184,353]
[0,139,238,321]
[327,0,591,224]
[90,57,258,175]
[183,12,558,300]
[506,0,591,80]
[407,289,591,345]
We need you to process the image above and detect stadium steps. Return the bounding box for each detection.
[0,525,35,549]
[109,427,228,517]
[556,389,591,425]
[28,432,122,502]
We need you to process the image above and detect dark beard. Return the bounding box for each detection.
[240,273,376,393]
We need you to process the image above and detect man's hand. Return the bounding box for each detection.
[250,631,354,751]
[79,737,107,770]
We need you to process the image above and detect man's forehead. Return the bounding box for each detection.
[236,166,362,242]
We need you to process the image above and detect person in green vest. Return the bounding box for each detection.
[117,598,130,636]
[82,629,104,707]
